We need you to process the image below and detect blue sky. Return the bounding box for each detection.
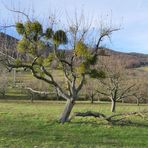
[0,0,148,54]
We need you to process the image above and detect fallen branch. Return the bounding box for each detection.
[71,110,148,123]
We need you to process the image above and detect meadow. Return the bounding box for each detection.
[0,101,147,148]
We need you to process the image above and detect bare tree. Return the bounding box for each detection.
[133,79,148,106]
[0,65,8,98]
[83,80,97,103]
[96,58,135,112]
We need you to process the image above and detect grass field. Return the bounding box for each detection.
[0,101,148,148]
[137,66,148,72]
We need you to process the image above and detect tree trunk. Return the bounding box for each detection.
[59,100,75,123]
[2,91,5,99]
[111,100,116,112]
[90,94,94,104]
[30,93,34,103]
[137,99,139,106]
[31,96,34,103]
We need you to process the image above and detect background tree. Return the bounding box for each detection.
[96,57,135,112]
[0,64,8,98]
[22,78,54,102]
[83,80,97,103]
[132,79,148,106]
[2,10,118,123]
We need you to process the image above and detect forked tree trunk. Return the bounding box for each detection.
[111,99,116,112]
[59,99,75,123]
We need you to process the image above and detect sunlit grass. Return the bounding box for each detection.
[0,101,147,147]
[137,66,148,71]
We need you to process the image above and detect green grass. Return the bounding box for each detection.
[137,66,148,71]
[0,101,148,148]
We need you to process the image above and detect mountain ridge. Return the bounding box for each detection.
[0,32,148,68]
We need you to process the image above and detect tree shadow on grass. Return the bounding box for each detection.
[116,120,148,128]
[69,119,148,128]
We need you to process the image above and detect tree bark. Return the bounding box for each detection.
[137,99,139,106]
[31,94,34,103]
[111,99,116,112]
[59,100,75,123]
[90,94,94,104]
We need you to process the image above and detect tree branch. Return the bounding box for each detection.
[3,4,30,21]
[0,25,16,31]
[118,84,135,100]
[96,89,110,97]
[76,74,85,94]
[25,87,50,95]
[94,28,120,55]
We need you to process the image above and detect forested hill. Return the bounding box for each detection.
[0,32,148,68]
[0,32,18,58]
[102,48,148,68]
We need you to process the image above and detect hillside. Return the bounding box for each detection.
[0,32,18,58]
[0,32,148,68]
[103,48,148,68]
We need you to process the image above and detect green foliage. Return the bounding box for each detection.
[36,40,46,50]
[56,62,63,70]
[76,63,87,74]
[31,21,43,34]
[16,20,68,57]
[39,71,45,77]
[36,57,44,65]
[43,53,55,66]
[75,41,90,58]
[86,54,98,65]
[89,69,106,79]
[57,50,66,59]
[17,38,30,53]
[45,28,54,39]
[74,41,100,76]
[33,65,41,72]
[15,58,22,65]
[53,30,67,45]
[17,37,46,55]
[16,21,44,55]
[16,22,25,35]
[25,21,43,36]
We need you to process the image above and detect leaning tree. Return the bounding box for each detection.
[1,11,118,123]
